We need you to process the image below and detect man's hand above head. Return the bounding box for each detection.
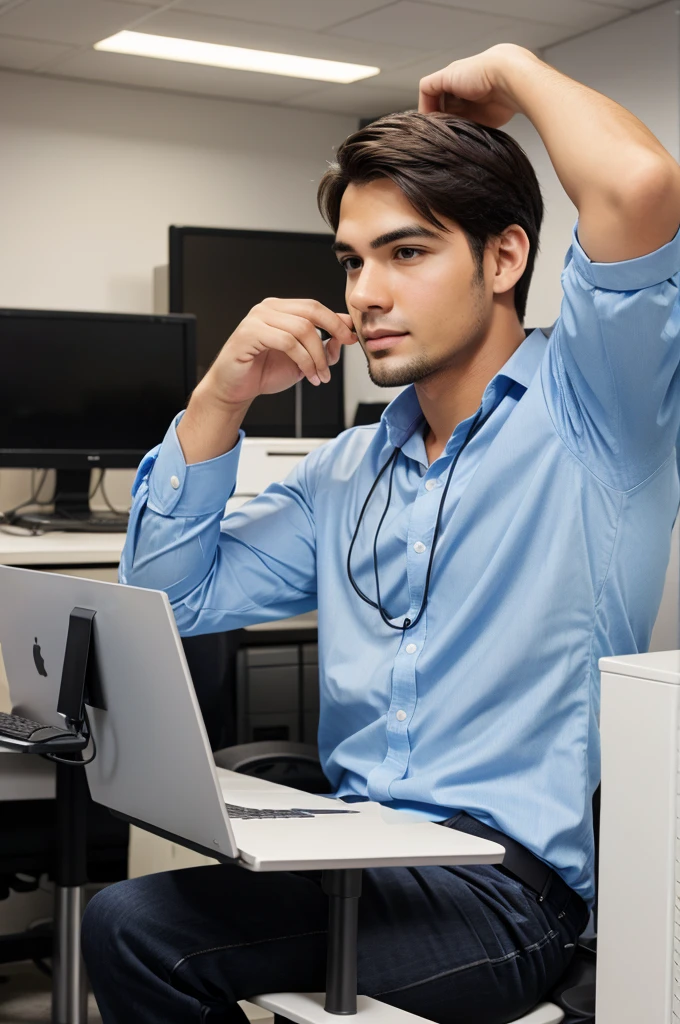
[418,43,528,127]
[419,43,680,263]
[177,298,356,465]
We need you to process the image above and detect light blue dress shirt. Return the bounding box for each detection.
[121,224,680,904]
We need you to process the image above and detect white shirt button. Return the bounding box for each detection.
[396,710,407,722]
[425,479,436,491]
[170,475,180,490]
[413,541,426,554]
[405,643,417,654]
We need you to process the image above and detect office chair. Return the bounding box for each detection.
[215,741,596,1024]
[0,792,129,966]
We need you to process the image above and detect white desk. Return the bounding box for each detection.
[0,531,125,568]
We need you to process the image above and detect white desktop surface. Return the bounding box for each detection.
[220,769,504,873]
[0,530,125,566]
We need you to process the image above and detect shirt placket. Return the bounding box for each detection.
[365,455,452,803]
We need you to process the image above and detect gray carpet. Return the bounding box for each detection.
[0,962,101,1023]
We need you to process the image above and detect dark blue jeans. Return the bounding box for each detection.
[82,858,588,1024]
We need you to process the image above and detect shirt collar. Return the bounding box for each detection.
[381,328,549,449]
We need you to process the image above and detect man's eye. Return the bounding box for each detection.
[396,247,421,260]
[341,257,362,272]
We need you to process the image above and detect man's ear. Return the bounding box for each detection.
[490,224,530,297]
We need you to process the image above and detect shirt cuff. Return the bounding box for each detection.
[566,219,680,291]
[147,411,245,517]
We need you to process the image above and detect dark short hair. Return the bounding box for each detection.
[317,111,543,323]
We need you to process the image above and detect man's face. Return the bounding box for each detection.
[334,178,493,388]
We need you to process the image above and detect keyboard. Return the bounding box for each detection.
[0,711,85,748]
[225,802,359,820]
[12,512,129,533]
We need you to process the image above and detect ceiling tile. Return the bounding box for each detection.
[285,81,418,117]
[0,35,76,69]
[428,0,629,31]
[579,0,655,6]
[0,0,157,46]
[137,7,424,69]
[355,40,528,93]
[175,0,394,33]
[40,45,345,103]
[328,2,562,52]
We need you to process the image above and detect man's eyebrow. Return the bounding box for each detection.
[331,224,443,255]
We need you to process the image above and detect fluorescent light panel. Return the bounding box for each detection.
[94,31,380,84]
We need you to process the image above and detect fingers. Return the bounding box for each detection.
[419,70,447,113]
[261,298,355,348]
[326,316,358,365]
[336,312,358,335]
[256,323,325,386]
[262,309,331,384]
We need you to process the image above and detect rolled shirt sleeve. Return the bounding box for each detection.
[120,412,320,636]
[542,221,680,490]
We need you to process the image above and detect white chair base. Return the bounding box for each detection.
[251,992,564,1024]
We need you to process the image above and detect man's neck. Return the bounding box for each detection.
[417,319,526,464]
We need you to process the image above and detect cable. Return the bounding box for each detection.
[346,406,493,631]
[99,471,127,516]
[89,469,105,501]
[43,707,97,767]
[0,469,50,522]
[0,523,45,537]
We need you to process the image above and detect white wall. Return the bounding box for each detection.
[0,69,397,510]
[509,0,680,651]
[0,70,356,311]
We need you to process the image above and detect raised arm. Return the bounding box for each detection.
[419,43,680,262]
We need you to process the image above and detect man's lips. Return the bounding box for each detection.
[364,332,408,352]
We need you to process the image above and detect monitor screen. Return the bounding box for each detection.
[0,309,196,468]
[169,227,347,437]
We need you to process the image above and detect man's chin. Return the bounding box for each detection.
[367,354,432,389]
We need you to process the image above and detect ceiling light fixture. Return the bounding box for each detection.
[94,30,380,84]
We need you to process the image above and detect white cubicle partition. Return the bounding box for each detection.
[598,652,680,1024]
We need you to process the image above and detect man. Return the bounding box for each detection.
[82,43,680,1024]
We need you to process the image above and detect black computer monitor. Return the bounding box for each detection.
[169,226,347,437]
[0,308,196,531]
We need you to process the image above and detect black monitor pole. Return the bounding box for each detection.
[52,470,94,520]
[52,759,89,1024]
[0,607,101,1024]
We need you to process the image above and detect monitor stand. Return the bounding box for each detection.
[12,468,129,533]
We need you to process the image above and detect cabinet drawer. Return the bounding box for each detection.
[246,646,298,668]
[248,666,299,713]
[303,665,320,711]
[246,712,299,743]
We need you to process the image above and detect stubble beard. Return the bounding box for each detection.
[365,292,488,389]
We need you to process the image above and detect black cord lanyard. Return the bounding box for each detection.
[346,405,493,632]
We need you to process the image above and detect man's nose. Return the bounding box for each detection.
[349,263,393,312]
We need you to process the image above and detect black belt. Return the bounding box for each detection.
[438,811,588,927]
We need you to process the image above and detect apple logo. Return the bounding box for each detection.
[33,638,47,677]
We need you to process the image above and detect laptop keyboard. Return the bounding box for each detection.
[0,711,70,742]
[225,802,359,820]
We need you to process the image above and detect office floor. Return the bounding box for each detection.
[0,962,273,1023]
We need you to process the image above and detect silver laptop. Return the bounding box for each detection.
[0,566,503,873]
